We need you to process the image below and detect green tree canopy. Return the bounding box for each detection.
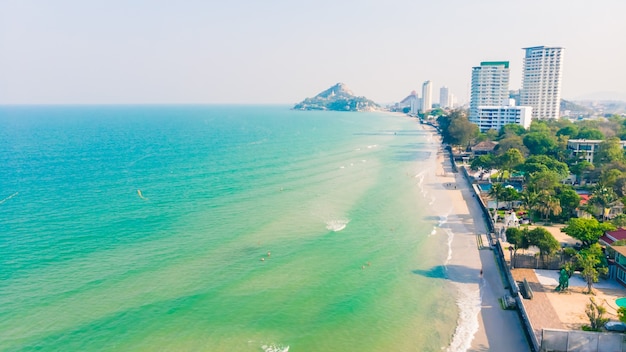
[500,123,527,137]
[506,227,529,255]
[556,125,579,137]
[528,170,561,193]
[497,148,525,172]
[562,218,615,248]
[521,155,569,179]
[523,132,558,155]
[527,227,560,259]
[437,109,478,147]
[470,154,495,171]
[570,161,594,184]
[494,135,528,156]
[577,244,609,294]
[595,137,626,165]
[576,127,604,140]
[556,187,581,219]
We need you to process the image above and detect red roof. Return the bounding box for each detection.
[579,194,590,205]
[602,228,626,245]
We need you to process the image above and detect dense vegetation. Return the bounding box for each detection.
[436,109,626,295]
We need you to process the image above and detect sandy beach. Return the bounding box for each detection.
[428,129,529,351]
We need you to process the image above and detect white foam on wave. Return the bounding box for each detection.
[414,171,427,198]
[326,219,349,232]
[261,344,290,352]
[444,228,454,264]
[446,282,482,352]
[0,192,19,205]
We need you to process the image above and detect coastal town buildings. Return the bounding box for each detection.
[421,80,432,112]
[469,61,532,132]
[520,46,564,120]
[394,91,420,115]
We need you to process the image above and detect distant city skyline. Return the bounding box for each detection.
[1,0,626,105]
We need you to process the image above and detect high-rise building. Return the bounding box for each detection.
[439,86,450,108]
[421,80,432,112]
[469,61,532,132]
[520,46,564,119]
[470,61,510,121]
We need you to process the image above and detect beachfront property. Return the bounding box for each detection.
[469,61,532,132]
[520,46,564,120]
[567,139,626,163]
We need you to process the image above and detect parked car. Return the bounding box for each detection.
[605,321,626,332]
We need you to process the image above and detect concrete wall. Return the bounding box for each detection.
[541,329,626,352]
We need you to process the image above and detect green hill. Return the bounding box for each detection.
[294,83,380,112]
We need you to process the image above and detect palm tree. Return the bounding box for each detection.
[501,187,520,210]
[489,183,506,209]
[520,189,540,221]
[537,191,562,221]
[590,184,618,220]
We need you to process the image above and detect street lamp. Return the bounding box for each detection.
[508,246,514,269]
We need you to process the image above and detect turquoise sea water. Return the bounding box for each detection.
[0,106,461,351]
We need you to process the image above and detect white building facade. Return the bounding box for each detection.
[567,139,626,163]
[520,46,564,120]
[470,61,510,120]
[474,104,532,132]
[421,80,432,112]
[439,86,450,108]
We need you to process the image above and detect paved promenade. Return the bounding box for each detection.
[511,268,564,345]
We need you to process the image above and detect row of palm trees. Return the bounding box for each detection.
[487,182,620,222]
[487,183,562,221]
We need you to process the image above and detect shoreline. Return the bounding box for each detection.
[423,125,529,351]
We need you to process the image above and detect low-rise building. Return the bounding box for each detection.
[470,140,498,155]
[567,139,626,163]
[609,246,626,287]
[473,105,532,132]
[599,228,626,247]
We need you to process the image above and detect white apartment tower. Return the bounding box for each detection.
[421,80,432,112]
[520,46,564,119]
[469,61,532,132]
[470,61,510,120]
[440,86,450,108]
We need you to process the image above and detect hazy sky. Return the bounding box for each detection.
[1,0,626,105]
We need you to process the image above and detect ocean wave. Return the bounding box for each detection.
[326,219,349,232]
[444,228,454,264]
[261,344,290,352]
[446,283,481,352]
